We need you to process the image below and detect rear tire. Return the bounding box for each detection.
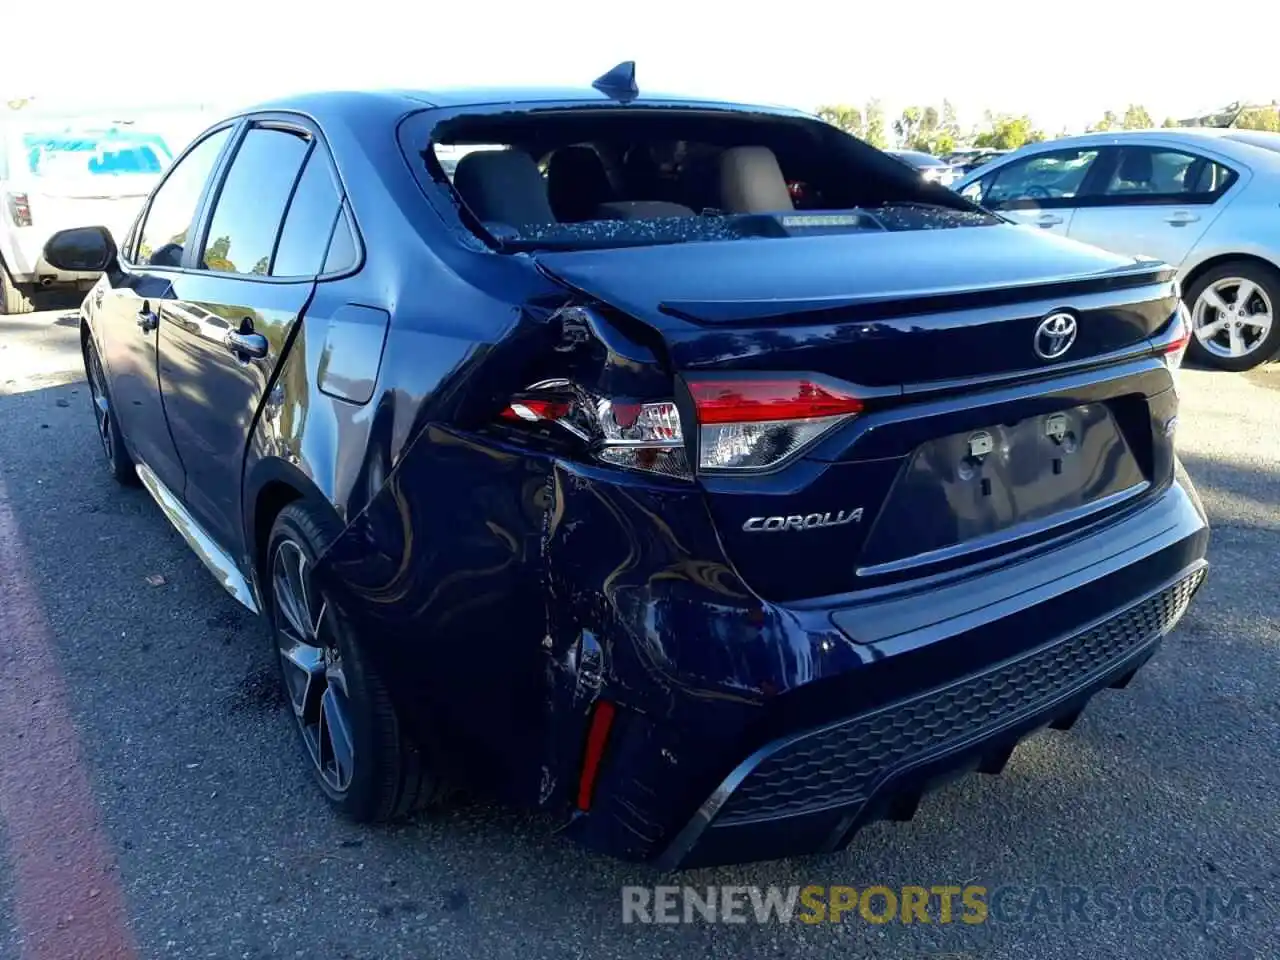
[267,502,451,822]
[1184,261,1280,371]
[82,334,139,486]
[1,265,34,315]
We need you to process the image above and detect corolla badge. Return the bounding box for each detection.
[743,508,863,533]
[1034,311,1078,360]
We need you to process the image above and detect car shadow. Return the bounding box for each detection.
[0,356,1276,957]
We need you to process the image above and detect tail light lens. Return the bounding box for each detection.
[689,377,863,472]
[500,381,690,479]
[499,375,863,478]
[6,192,31,228]
[1158,305,1191,371]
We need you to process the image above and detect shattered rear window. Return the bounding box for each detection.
[411,107,999,252]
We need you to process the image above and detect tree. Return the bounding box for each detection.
[1236,105,1280,131]
[894,106,923,148]
[816,105,863,138]
[1162,117,1180,128]
[864,99,888,149]
[972,114,1043,151]
[938,99,962,154]
[891,103,959,154]
[204,236,235,273]
[1088,110,1119,133]
[1122,104,1154,130]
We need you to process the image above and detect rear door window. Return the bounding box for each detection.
[271,147,343,277]
[1098,147,1236,204]
[199,126,310,275]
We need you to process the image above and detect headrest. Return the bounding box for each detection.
[718,146,794,214]
[1117,150,1153,184]
[452,149,554,226]
[547,146,615,222]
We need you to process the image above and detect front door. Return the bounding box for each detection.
[158,122,340,552]
[963,145,1106,238]
[96,127,233,491]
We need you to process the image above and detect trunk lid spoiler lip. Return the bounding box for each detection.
[654,263,1177,326]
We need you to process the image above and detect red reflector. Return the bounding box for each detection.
[576,699,617,811]
[689,378,864,424]
[1160,326,1191,354]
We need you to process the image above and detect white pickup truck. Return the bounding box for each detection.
[1,125,172,313]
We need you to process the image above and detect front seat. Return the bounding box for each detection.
[718,145,795,214]
[1113,150,1154,193]
[546,146,615,221]
[452,149,555,226]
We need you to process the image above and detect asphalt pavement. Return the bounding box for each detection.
[0,309,1276,959]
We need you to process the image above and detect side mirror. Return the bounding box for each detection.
[958,181,985,204]
[42,226,118,272]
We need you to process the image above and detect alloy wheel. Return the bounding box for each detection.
[86,346,115,464]
[1191,277,1274,360]
[272,539,355,794]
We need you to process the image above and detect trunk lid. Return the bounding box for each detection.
[534,224,1181,603]
[535,225,1174,388]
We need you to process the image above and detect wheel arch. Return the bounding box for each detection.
[243,456,345,602]
[1179,251,1280,299]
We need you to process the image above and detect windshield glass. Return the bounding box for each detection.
[413,107,995,252]
[22,132,173,178]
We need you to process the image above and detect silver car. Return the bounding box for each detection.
[954,129,1280,370]
[886,149,960,188]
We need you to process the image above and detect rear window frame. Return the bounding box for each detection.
[396,102,981,253]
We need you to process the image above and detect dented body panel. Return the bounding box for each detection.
[75,87,1209,867]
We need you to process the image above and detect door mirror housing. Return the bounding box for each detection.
[42,226,118,272]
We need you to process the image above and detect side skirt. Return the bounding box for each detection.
[135,462,261,614]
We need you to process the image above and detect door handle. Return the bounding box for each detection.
[1164,211,1200,226]
[136,302,159,333]
[1036,214,1063,227]
[225,330,268,360]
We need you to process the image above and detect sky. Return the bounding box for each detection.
[4,1,1277,142]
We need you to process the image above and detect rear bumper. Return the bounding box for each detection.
[559,471,1209,866]
[657,564,1204,868]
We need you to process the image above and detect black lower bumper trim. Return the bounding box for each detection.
[658,563,1206,869]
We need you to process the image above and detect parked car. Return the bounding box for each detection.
[955,129,1280,370]
[886,148,960,187]
[0,124,173,313]
[44,66,1208,868]
[944,148,1010,175]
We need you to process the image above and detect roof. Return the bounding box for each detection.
[234,86,807,123]
[1042,127,1250,146]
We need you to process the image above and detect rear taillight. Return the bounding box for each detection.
[1158,305,1191,371]
[499,375,863,478]
[499,380,690,479]
[688,376,863,472]
[6,192,31,228]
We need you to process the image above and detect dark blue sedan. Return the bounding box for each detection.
[44,64,1209,867]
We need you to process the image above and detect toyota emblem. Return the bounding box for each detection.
[1034,312,1078,360]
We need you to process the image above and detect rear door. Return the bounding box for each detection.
[960,145,1106,235]
[94,126,235,492]
[1066,144,1241,267]
[158,119,340,551]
